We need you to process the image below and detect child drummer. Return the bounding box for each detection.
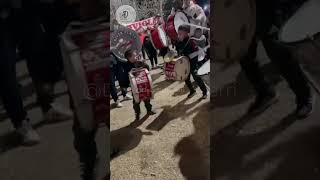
[176,25,208,99]
[124,49,157,121]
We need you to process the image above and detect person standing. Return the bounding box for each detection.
[239,0,314,117]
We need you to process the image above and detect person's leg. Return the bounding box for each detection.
[153,53,158,66]
[0,17,27,129]
[239,38,278,113]
[262,37,313,117]
[190,67,207,97]
[133,99,141,120]
[144,99,156,115]
[148,55,155,68]
[185,73,196,98]
[0,13,40,144]
[20,8,72,121]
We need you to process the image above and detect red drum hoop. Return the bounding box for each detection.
[150,26,168,49]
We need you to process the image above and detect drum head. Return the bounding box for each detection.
[175,56,190,81]
[279,0,320,43]
[158,26,169,47]
[197,59,210,75]
[110,25,142,62]
[213,0,256,61]
[174,12,189,33]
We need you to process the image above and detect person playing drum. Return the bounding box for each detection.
[176,24,207,99]
[238,0,315,118]
[124,49,157,121]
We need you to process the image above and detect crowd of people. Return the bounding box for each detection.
[110,0,210,121]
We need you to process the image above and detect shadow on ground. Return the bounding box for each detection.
[146,97,203,131]
[212,110,320,180]
[175,102,210,180]
[110,115,153,160]
[212,63,282,108]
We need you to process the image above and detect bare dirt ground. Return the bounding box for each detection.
[0,61,107,180]
[110,58,210,180]
[211,43,320,180]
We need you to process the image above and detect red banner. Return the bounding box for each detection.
[126,16,162,32]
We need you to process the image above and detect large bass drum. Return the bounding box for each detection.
[213,0,256,61]
[165,11,190,41]
[150,26,169,49]
[110,25,142,62]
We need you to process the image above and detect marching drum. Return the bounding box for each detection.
[150,26,169,49]
[164,56,190,81]
[278,0,320,65]
[197,59,210,76]
[213,0,256,61]
[165,11,190,40]
[129,68,153,103]
[110,25,142,62]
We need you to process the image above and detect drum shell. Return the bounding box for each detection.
[150,27,168,49]
[165,14,178,40]
[129,68,153,103]
[60,22,109,132]
[213,0,256,62]
[164,56,190,81]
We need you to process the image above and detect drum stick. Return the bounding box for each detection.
[182,22,210,31]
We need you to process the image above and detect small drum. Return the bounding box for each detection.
[165,11,190,40]
[164,56,190,81]
[150,26,169,49]
[129,68,153,103]
[213,0,256,61]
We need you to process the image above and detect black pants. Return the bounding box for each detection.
[133,99,152,115]
[185,63,207,95]
[0,15,27,128]
[148,53,158,67]
[240,36,311,104]
[110,64,128,102]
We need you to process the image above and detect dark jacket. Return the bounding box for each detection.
[176,37,199,68]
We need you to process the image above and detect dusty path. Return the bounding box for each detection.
[211,43,320,180]
[110,58,210,180]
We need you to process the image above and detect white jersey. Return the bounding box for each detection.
[183,1,207,27]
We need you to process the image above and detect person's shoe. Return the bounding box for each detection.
[123,94,133,101]
[187,91,196,98]
[202,93,208,99]
[247,91,279,114]
[43,103,73,122]
[16,120,40,145]
[115,100,123,108]
[147,110,157,115]
[296,94,315,119]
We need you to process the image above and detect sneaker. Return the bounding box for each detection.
[16,120,40,145]
[123,94,133,101]
[247,91,279,114]
[187,91,196,98]
[115,100,123,108]
[43,103,73,122]
[296,94,315,119]
[147,110,157,115]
